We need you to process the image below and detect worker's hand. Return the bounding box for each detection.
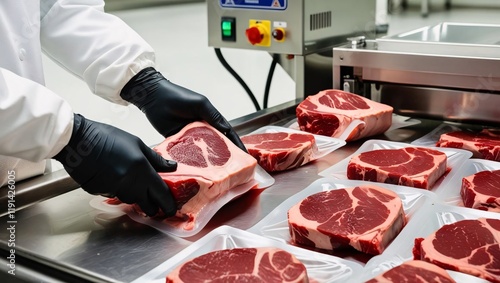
[54,114,178,217]
[120,67,247,152]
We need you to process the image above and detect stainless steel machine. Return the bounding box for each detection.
[332,22,500,125]
[207,0,377,98]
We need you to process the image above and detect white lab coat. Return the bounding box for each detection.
[0,0,155,163]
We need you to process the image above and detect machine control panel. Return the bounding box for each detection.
[220,16,286,47]
[208,0,377,55]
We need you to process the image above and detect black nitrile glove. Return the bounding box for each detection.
[54,114,178,217]
[120,67,247,152]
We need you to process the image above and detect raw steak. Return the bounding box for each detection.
[296,89,393,142]
[461,169,500,212]
[347,147,447,190]
[436,130,500,161]
[165,247,309,283]
[288,185,406,255]
[413,218,500,283]
[241,132,317,172]
[365,260,456,283]
[153,121,257,229]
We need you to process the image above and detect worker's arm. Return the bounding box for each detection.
[0,68,73,162]
[0,68,177,216]
[40,0,154,105]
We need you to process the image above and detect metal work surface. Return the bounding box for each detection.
[0,105,445,282]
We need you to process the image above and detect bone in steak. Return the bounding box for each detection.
[153,121,257,229]
[288,185,406,255]
[165,247,309,283]
[365,260,456,283]
[241,132,317,172]
[296,90,393,142]
[347,147,447,190]
[461,169,500,212]
[413,218,500,283]
[436,130,500,161]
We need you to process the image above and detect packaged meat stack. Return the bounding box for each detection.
[288,185,406,256]
[165,247,309,283]
[296,89,393,142]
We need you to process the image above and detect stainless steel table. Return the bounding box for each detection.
[0,102,447,282]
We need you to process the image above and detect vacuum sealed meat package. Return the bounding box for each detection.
[296,89,393,142]
[241,126,345,172]
[91,121,275,237]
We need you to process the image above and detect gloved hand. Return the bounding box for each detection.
[54,114,178,217]
[120,67,247,152]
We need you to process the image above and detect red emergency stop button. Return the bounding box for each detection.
[245,21,271,46]
[246,26,264,45]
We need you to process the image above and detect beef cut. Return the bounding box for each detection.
[165,247,309,283]
[461,169,500,212]
[153,121,257,229]
[288,185,406,255]
[296,90,393,142]
[436,130,500,161]
[365,260,456,283]
[413,218,500,283]
[241,132,317,172]
[347,147,447,190]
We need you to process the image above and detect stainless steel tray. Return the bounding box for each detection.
[377,22,500,58]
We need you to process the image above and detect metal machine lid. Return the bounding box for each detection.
[376,22,500,58]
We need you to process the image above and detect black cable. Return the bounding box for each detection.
[263,53,279,109]
[214,48,261,111]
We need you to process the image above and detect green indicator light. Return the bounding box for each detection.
[222,21,232,37]
[221,17,236,41]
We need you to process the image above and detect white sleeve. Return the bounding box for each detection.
[40,0,156,105]
[0,68,73,162]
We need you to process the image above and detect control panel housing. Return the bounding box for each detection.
[207,0,377,55]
